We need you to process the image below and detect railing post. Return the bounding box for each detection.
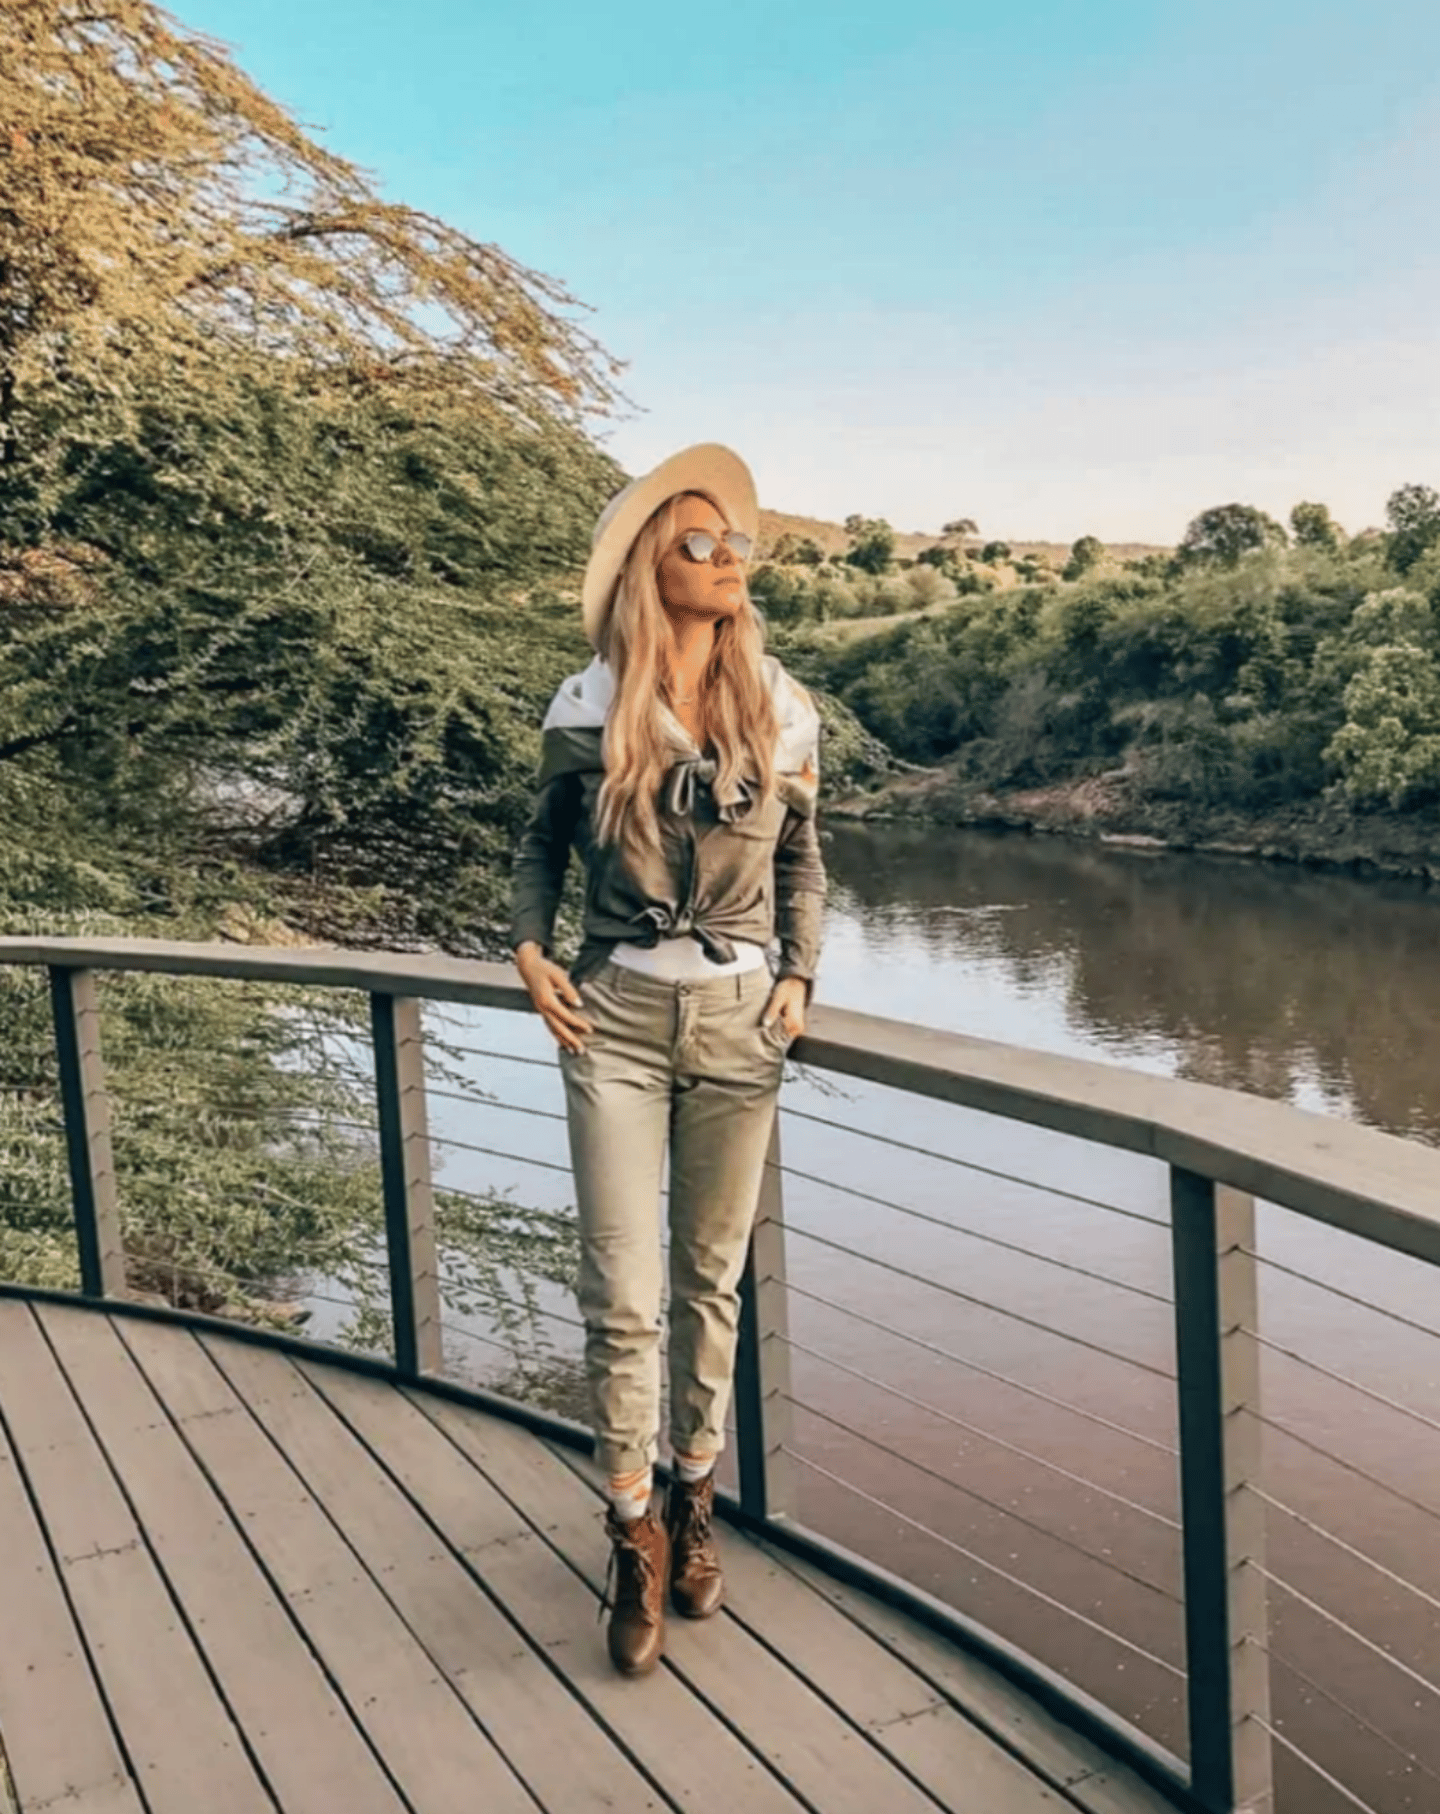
[1171,1168,1273,1814]
[734,1109,796,1522]
[371,993,442,1377]
[48,967,126,1299]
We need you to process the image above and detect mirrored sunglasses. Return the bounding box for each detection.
[676,527,753,565]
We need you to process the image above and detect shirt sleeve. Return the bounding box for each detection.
[773,806,827,999]
[508,768,584,957]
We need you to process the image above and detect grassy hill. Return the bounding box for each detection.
[757,507,1170,565]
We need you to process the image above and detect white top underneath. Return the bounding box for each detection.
[609,937,768,981]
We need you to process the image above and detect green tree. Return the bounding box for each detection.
[941,518,979,538]
[843,514,897,576]
[0,0,619,493]
[1177,504,1288,566]
[1326,645,1440,805]
[1385,483,1440,575]
[917,543,964,580]
[980,540,1012,565]
[1290,501,1344,552]
[1063,535,1105,582]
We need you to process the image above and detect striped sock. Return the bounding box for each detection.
[607,1464,653,1521]
[673,1449,716,1485]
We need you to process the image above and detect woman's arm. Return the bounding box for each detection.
[508,768,584,959]
[772,805,827,1005]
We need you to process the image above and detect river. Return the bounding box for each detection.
[313,822,1440,1814]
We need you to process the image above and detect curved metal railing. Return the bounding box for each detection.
[1,933,1438,1814]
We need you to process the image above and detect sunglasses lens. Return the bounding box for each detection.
[727,532,753,561]
[681,530,717,561]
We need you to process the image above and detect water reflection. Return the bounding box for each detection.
[820,822,1440,1145]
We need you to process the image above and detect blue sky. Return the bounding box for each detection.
[185,0,1438,542]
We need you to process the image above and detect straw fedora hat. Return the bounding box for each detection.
[581,443,759,649]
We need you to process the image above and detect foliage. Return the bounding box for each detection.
[941,518,979,537]
[1063,535,1105,581]
[1177,503,1288,567]
[842,514,897,575]
[794,519,1440,824]
[768,532,826,566]
[1385,483,1440,575]
[980,540,1012,565]
[0,0,621,494]
[916,543,965,580]
[1290,501,1344,552]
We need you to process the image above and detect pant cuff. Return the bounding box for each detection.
[597,1439,657,1480]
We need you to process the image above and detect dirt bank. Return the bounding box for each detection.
[826,765,1440,886]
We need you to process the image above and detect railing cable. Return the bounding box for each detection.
[1249,1638,1440,1797]
[774,1161,1170,1304]
[1253,1487,1440,1618]
[781,1103,1168,1227]
[1241,1325,1440,1438]
[1252,1408,1440,1527]
[784,1448,1184,1680]
[783,1390,1179,1601]
[1248,1562,1440,1704]
[785,1223,1175,1379]
[784,1279,1176,1456]
[1250,1714,1381,1814]
[781,1334,1178,1529]
[430,1129,572,1170]
[439,1319,514,1355]
[428,1043,558,1071]
[425,1085,567,1123]
[1243,1247,1440,1344]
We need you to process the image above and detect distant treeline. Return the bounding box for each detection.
[770,494,1440,816]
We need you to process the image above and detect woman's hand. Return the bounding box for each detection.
[514,942,593,1054]
[763,975,808,1042]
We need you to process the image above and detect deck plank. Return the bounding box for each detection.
[37,1303,408,1814]
[411,1395,943,1814]
[0,1306,142,1814]
[755,1543,1178,1814]
[0,1300,269,1814]
[114,1316,539,1814]
[200,1335,667,1814]
[0,1298,1185,1814]
[301,1358,808,1814]
[552,1444,1067,1814]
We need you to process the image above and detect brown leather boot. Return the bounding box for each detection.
[665,1471,724,1619]
[601,1503,669,1675]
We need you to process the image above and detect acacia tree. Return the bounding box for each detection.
[0,0,622,482]
[1177,503,1287,566]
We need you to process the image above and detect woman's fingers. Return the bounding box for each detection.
[536,978,591,1051]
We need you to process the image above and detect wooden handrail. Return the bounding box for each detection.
[3,934,1436,1264]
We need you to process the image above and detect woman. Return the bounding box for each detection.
[509,443,826,1676]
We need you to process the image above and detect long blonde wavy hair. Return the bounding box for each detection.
[596,491,778,865]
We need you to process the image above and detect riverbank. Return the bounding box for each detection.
[827,763,1440,885]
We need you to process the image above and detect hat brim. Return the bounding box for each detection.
[581,443,759,649]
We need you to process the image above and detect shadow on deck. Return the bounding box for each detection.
[0,1294,1173,1814]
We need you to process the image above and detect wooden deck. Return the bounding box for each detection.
[0,1296,1175,1814]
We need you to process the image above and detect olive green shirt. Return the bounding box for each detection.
[508,658,827,993]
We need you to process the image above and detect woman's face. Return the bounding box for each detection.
[655,494,747,623]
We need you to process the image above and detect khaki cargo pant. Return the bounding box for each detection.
[558,958,790,1479]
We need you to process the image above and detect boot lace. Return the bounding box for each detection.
[599,1511,658,1623]
[671,1479,714,1548]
